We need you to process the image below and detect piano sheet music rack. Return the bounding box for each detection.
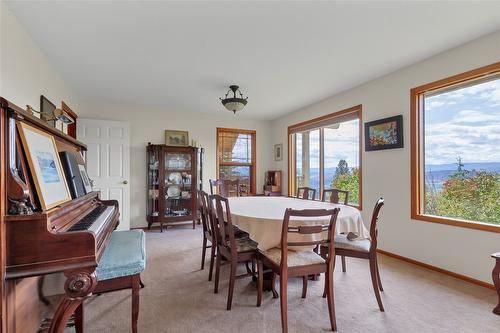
[0,97,120,333]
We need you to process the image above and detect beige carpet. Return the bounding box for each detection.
[59,227,499,332]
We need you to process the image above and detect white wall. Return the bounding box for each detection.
[270,30,500,284]
[78,104,273,229]
[0,2,81,113]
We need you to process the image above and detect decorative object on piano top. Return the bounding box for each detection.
[59,151,86,199]
[147,143,199,231]
[78,164,93,193]
[165,129,189,146]
[17,122,72,210]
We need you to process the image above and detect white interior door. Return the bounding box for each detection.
[77,119,130,230]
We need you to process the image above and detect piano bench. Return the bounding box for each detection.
[75,230,147,333]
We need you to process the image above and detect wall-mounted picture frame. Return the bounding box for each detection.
[365,115,403,151]
[165,130,189,146]
[17,122,72,210]
[274,143,283,161]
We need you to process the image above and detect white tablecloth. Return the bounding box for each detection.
[228,196,369,251]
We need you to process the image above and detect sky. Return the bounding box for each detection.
[424,76,500,166]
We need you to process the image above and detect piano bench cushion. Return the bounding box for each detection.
[96,230,146,281]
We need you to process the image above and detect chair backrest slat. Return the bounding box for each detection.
[322,188,349,205]
[294,225,324,234]
[297,187,316,200]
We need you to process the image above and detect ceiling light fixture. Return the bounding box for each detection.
[220,85,248,114]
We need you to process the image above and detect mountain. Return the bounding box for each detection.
[298,162,500,192]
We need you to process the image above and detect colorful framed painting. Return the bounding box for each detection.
[364,115,403,151]
[165,130,189,146]
[17,122,72,210]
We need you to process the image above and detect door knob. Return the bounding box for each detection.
[123,180,128,184]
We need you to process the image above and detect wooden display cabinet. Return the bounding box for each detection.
[147,144,198,231]
[263,170,282,196]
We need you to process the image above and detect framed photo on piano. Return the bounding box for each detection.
[17,122,72,210]
[78,164,93,193]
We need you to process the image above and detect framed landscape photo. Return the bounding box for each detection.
[165,130,189,146]
[274,143,283,161]
[365,115,403,151]
[17,122,72,210]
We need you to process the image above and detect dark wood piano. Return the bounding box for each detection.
[0,97,120,333]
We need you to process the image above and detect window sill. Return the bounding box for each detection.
[412,213,500,233]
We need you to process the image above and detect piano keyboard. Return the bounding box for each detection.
[68,205,115,235]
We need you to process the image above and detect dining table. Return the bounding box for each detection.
[228,196,370,251]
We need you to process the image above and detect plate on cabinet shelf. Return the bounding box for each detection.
[167,185,181,197]
[168,172,182,184]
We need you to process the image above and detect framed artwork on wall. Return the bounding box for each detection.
[274,143,283,161]
[364,115,403,151]
[165,130,189,146]
[17,122,72,210]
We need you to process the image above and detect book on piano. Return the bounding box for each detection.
[59,151,87,198]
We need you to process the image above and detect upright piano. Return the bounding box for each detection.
[0,97,120,333]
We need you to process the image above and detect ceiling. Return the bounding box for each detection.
[6,1,500,120]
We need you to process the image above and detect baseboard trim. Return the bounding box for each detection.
[377,249,494,290]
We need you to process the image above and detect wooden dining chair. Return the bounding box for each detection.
[257,208,340,333]
[297,186,316,200]
[209,179,224,195]
[211,194,260,310]
[209,179,242,197]
[198,190,216,281]
[320,198,385,311]
[322,188,349,205]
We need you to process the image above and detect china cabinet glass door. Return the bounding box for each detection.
[147,148,160,217]
[164,152,192,217]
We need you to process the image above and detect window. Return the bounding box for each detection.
[411,62,500,232]
[288,105,362,207]
[216,128,256,194]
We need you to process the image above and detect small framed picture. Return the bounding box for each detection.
[274,143,283,161]
[165,130,189,146]
[365,115,403,151]
[17,122,72,210]
[78,164,93,193]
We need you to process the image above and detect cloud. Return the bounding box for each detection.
[424,76,500,165]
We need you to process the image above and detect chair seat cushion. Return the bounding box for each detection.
[235,237,258,253]
[97,230,146,281]
[263,247,325,267]
[334,234,371,252]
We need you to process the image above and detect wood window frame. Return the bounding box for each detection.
[410,61,500,233]
[287,105,363,210]
[216,127,257,195]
